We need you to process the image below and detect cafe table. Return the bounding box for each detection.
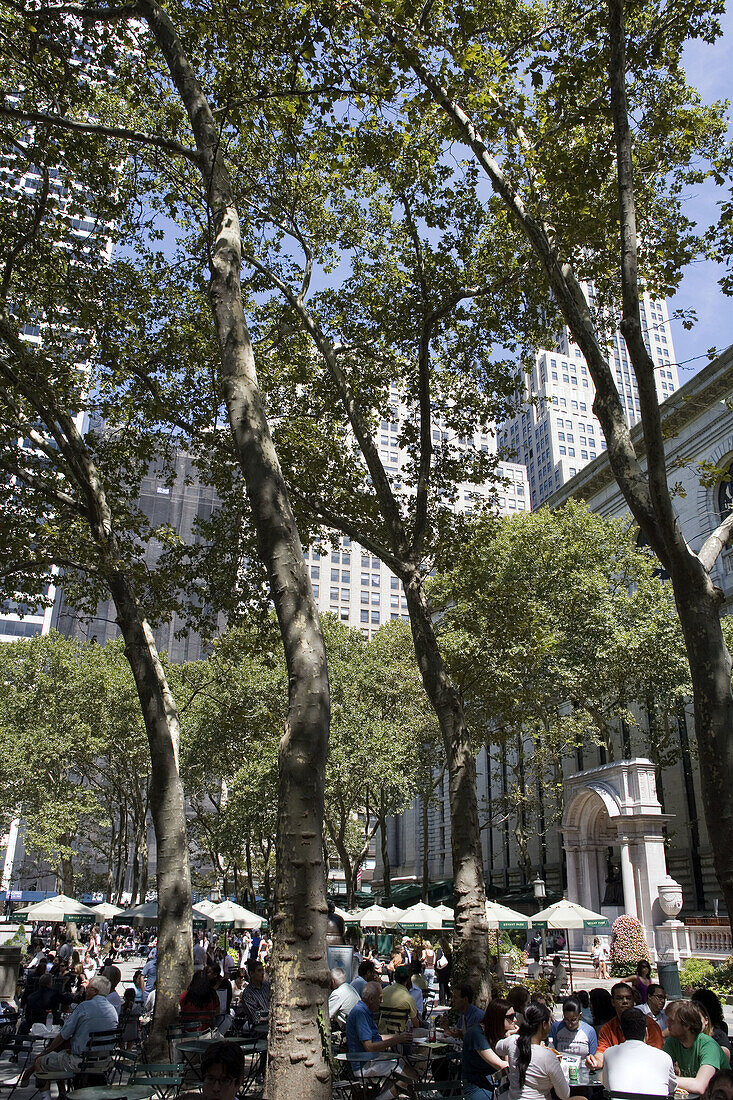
[68,1087,157,1100]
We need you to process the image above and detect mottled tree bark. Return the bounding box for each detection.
[135,4,332,1093]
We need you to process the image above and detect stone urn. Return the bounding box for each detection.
[658,876,683,919]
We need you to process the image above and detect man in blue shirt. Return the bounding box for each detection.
[142,947,157,995]
[445,984,484,1039]
[21,975,118,1097]
[345,982,416,1100]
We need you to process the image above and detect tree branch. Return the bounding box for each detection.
[607,0,685,560]
[0,104,200,166]
[244,249,408,553]
[699,512,733,573]
[286,483,403,575]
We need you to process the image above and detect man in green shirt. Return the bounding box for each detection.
[663,1000,726,1095]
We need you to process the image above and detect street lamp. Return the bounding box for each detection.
[532,874,547,967]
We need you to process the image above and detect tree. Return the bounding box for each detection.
[431,501,692,874]
[326,0,733,915]
[321,617,440,907]
[212,105,553,997]
[0,6,333,1088]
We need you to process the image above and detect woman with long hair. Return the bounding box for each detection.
[496,1002,578,1100]
[694,989,729,1037]
[461,998,515,1100]
[179,970,219,1032]
[693,998,732,1063]
[631,959,653,1004]
[506,986,531,1026]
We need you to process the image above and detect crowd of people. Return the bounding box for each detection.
[7,923,733,1100]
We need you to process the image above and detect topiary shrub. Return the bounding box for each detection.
[609,914,652,975]
[679,956,715,991]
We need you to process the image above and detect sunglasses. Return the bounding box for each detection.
[505,1012,516,1019]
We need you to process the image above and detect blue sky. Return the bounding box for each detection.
[668,7,733,380]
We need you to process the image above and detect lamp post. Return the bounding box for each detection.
[532,873,547,970]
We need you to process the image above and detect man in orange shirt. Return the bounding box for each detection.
[586,983,663,1069]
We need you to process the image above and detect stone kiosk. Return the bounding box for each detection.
[561,758,682,956]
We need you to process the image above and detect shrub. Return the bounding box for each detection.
[609,914,652,974]
[679,956,715,990]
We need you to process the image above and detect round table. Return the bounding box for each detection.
[68,1087,156,1100]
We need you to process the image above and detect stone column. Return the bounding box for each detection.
[620,839,638,918]
[565,846,579,903]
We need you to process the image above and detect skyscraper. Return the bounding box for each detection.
[497,289,679,509]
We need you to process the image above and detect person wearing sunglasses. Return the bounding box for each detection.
[462,997,515,1100]
[550,996,598,1058]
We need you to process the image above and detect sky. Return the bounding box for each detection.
[668,6,733,380]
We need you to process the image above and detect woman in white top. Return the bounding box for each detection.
[496,1003,581,1100]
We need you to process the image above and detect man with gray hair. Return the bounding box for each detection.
[21,974,119,1097]
[345,981,417,1100]
[328,966,359,1028]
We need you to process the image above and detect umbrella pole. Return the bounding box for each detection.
[566,929,573,993]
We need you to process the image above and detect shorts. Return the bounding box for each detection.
[37,1051,81,1075]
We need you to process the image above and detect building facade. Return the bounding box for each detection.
[497,289,679,509]
[382,345,733,923]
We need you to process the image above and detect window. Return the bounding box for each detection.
[568,447,575,457]
[332,551,340,563]
[312,584,319,597]
[371,611,380,623]
[342,552,350,564]
[361,574,370,587]
[330,588,339,601]
[361,610,369,622]
[390,577,399,590]
[341,570,350,582]
[331,568,339,582]
[372,574,380,586]
[361,591,369,604]
[391,595,399,607]
[310,566,320,579]
[362,554,370,567]
[371,593,380,605]
[340,609,349,620]
[558,432,565,441]
[718,463,733,519]
[559,446,566,455]
[341,588,349,601]
[372,556,380,569]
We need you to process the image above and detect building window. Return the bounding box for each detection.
[390,577,399,590]
[361,591,369,604]
[371,611,380,623]
[341,570,350,582]
[330,588,339,601]
[310,566,320,579]
[331,568,340,582]
[718,463,733,519]
[361,610,369,622]
[312,584,319,597]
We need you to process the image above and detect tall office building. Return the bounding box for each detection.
[304,389,530,639]
[497,289,679,509]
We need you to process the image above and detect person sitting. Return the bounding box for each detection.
[445,983,484,1040]
[178,1041,244,1100]
[664,1000,727,1095]
[379,966,419,1033]
[101,965,122,1014]
[639,984,669,1034]
[461,998,514,1099]
[550,996,597,1057]
[235,961,271,1030]
[329,967,360,1029]
[496,1002,576,1100]
[20,975,118,1095]
[345,981,417,1100]
[409,959,428,993]
[351,959,377,996]
[506,985,531,1026]
[693,990,731,1061]
[179,971,219,1033]
[602,1008,676,1097]
[586,982,663,1069]
[577,990,593,1027]
[590,987,615,1032]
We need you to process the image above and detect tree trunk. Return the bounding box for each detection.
[379,805,392,901]
[60,847,73,896]
[106,571,192,1061]
[672,572,733,917]
[402,569,489,1003]
[134,4,332,1091]
[139,831,149,906]
[421,797,430,904]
